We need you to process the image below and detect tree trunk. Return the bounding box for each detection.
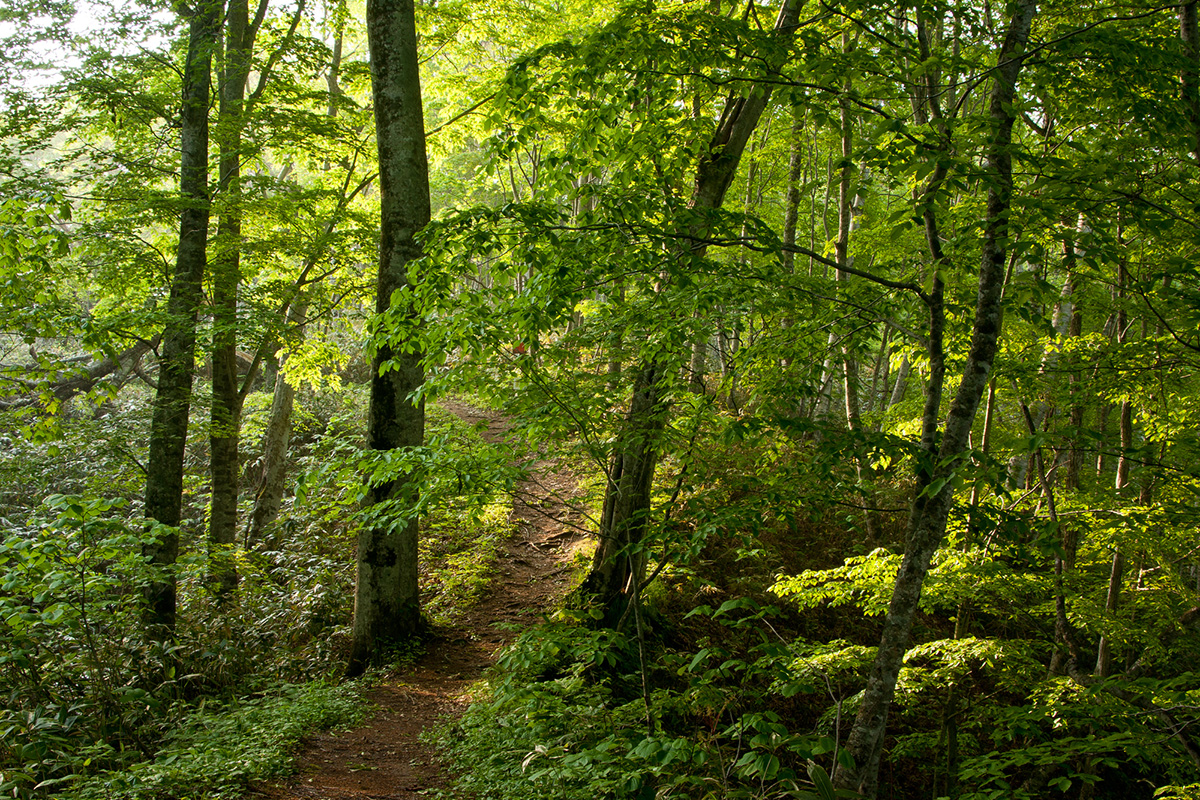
[1181,0,1200,161]
[832,1,1037,793]
[886,354,910,413]
[607,280,624,392]
[246,19,346,550]
[581,0,804,626]
[688,321,708,394]
[1063,224,1086,492]
[781,108,804,276]
[582,361,669,628]
[346,0,431,676]
[867,325,890,416]
[208,0,257,598]
[835,35,879,541]
[246,302,308,547]
[1096,226,1131,677]
[142,0,222,637]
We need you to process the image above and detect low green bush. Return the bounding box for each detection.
[434,607,843,800]
[59,680,365,800]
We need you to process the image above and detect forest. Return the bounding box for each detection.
[2,0,1199,797]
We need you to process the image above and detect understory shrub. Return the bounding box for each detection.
[58,680,365,800]
[435,608,843,800]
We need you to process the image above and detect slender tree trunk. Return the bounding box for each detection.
[246,367,296,547]
[832,1,1037,793]
[1064,224,1086,491]
[967,378,997,534]
[886,355,910,412]
[781,107,804,276]
[607,280,625,392]
[143,0,222,637]
[867,325,890,416]
[688,322,708,394]
[347,0,431,676]
[245,22,348,548]
[208,0,257,597]
[582,0,805,626]
[1182,0,1200,161]
[246,301,308,546]
[779,108,804,370]
[1096,227,1131,677]
[834,35,879,540]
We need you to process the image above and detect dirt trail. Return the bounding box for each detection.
[253,402,589,800]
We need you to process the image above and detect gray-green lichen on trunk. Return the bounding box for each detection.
[832,0,1038,794]
[346,0,430,677]
[143,0,222,637]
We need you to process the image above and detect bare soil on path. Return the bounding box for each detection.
[252,402,590,800]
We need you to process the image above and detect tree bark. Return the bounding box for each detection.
[886,354,910,413]
[832,0,1038,793]
[142,0,222,638]
[245,23,347,548]
[781,108,804,276]
[1063,222,1086,492]
[834,33,879,540]
[208,0,258,598]
[246,302,307,547]
[1181,0,1200,161]
[346,0,430,676]
[1096,225,1131,677]
[581,0,805,626]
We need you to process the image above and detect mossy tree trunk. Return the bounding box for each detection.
[346,0,430,677]
[142,0,222,638]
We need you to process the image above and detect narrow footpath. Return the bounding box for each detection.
[253,402,589,800]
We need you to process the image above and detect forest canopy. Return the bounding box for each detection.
[2,0,1200,798]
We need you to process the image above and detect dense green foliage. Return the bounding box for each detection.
[0,391,513,795]
[3,0,1200,797]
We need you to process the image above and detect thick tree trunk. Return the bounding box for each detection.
[582,362,669,628]
[347,0,430,676]
[582,0,804,626]
[142,0,222,637]
[832,1,1037,794]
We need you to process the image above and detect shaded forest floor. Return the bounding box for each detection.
[251,401,590,799]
